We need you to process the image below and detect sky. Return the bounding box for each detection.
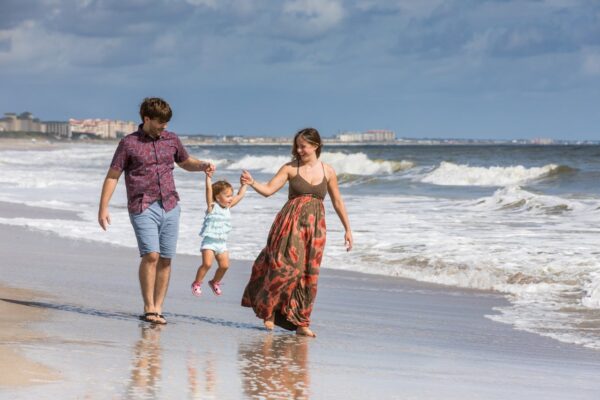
[1,0,599,140]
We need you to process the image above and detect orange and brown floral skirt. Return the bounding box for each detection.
[242,195,326,330]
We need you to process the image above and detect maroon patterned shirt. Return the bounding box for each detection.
[110,124,190,214]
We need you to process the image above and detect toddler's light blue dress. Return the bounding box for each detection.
[199,203,232,253]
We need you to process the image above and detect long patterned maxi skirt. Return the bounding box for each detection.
[242,195,326,330]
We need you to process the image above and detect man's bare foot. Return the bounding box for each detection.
[264,316,274,331]
[296,327,316,337]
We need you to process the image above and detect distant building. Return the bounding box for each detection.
[45,121,72,139]
[0,112,46,133]
[531,137,555,145]
[363,130,396,141]
[69,118,137,139]
[334,129,396,143]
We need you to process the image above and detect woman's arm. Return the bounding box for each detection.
[241,165,290,197]
[326,164,353,251]
[230,184,248,208]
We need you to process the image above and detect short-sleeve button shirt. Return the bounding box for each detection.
[110,124,190,214]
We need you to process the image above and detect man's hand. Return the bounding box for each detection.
[205,162,216,174]
[98,208,111,231]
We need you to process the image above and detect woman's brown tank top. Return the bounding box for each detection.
[288,161,328,200]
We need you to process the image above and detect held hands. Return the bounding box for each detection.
[204,162,216,175]
[240,169,254,186]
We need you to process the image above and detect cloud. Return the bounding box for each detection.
[582,49,600,75]
[278,0,345,40]
[185,0,218,8]
[0,0,53,30]
[1,0,599,90]
[0,36,10,53]
[388,0,600,60]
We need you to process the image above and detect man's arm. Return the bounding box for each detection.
[178,156,215,172]
[98,168,122,230]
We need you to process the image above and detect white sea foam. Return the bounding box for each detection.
[472,186,598,215]
[226,152,412,176]
[227,155,292,173]
[582,273,600,309]
[421,161,560,186]
[320,152,413,175]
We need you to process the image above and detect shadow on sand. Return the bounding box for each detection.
[0,298,264,331]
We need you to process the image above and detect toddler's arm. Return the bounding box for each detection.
[205,172,214,212]
[230,182,248,208]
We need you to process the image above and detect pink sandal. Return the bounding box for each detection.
[208,280,222,296]
[191,281,202,297]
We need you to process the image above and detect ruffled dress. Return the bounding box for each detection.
[199,203,232,241]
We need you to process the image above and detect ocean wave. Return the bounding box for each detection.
[321,152,413,175]
[225,152,413,176]
[226,155,291,173]
[420,161,567,187]
[471,186,599,215]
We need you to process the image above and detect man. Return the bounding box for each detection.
[98,97,214,324]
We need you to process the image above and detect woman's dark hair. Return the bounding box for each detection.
[139,97,172,123]
[292,127,322,160]
[212,180,233,201]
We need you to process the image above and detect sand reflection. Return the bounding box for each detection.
[238,334,310,399]
[126,324,163,398]
[186,351,217,399]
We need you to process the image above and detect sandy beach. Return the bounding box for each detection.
[1,201,600,399]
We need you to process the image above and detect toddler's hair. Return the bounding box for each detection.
[212,180,233,201]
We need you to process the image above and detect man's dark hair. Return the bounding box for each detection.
[139,97,172,123]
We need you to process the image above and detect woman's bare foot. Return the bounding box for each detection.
[296,327,316,337]
[264,316,274,331]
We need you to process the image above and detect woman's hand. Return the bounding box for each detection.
[241,169,254,186]
[344,230,353,252]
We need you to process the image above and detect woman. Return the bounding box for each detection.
[240,127,353,337]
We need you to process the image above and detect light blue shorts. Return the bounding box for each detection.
[201,236,228,255]
[129,201,180,259]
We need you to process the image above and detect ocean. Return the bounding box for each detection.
[1,143,599,349]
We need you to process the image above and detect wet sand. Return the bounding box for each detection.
[0,286,60,387]
[2,202,600,399]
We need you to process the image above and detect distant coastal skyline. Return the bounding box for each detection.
[1,1,599,140]
[1,108,599,145]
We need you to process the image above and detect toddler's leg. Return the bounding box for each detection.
[208,252,229,296]
[194,250,215,283]
[212,252,229,283]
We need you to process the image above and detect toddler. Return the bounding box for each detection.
[191,171,247,296]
